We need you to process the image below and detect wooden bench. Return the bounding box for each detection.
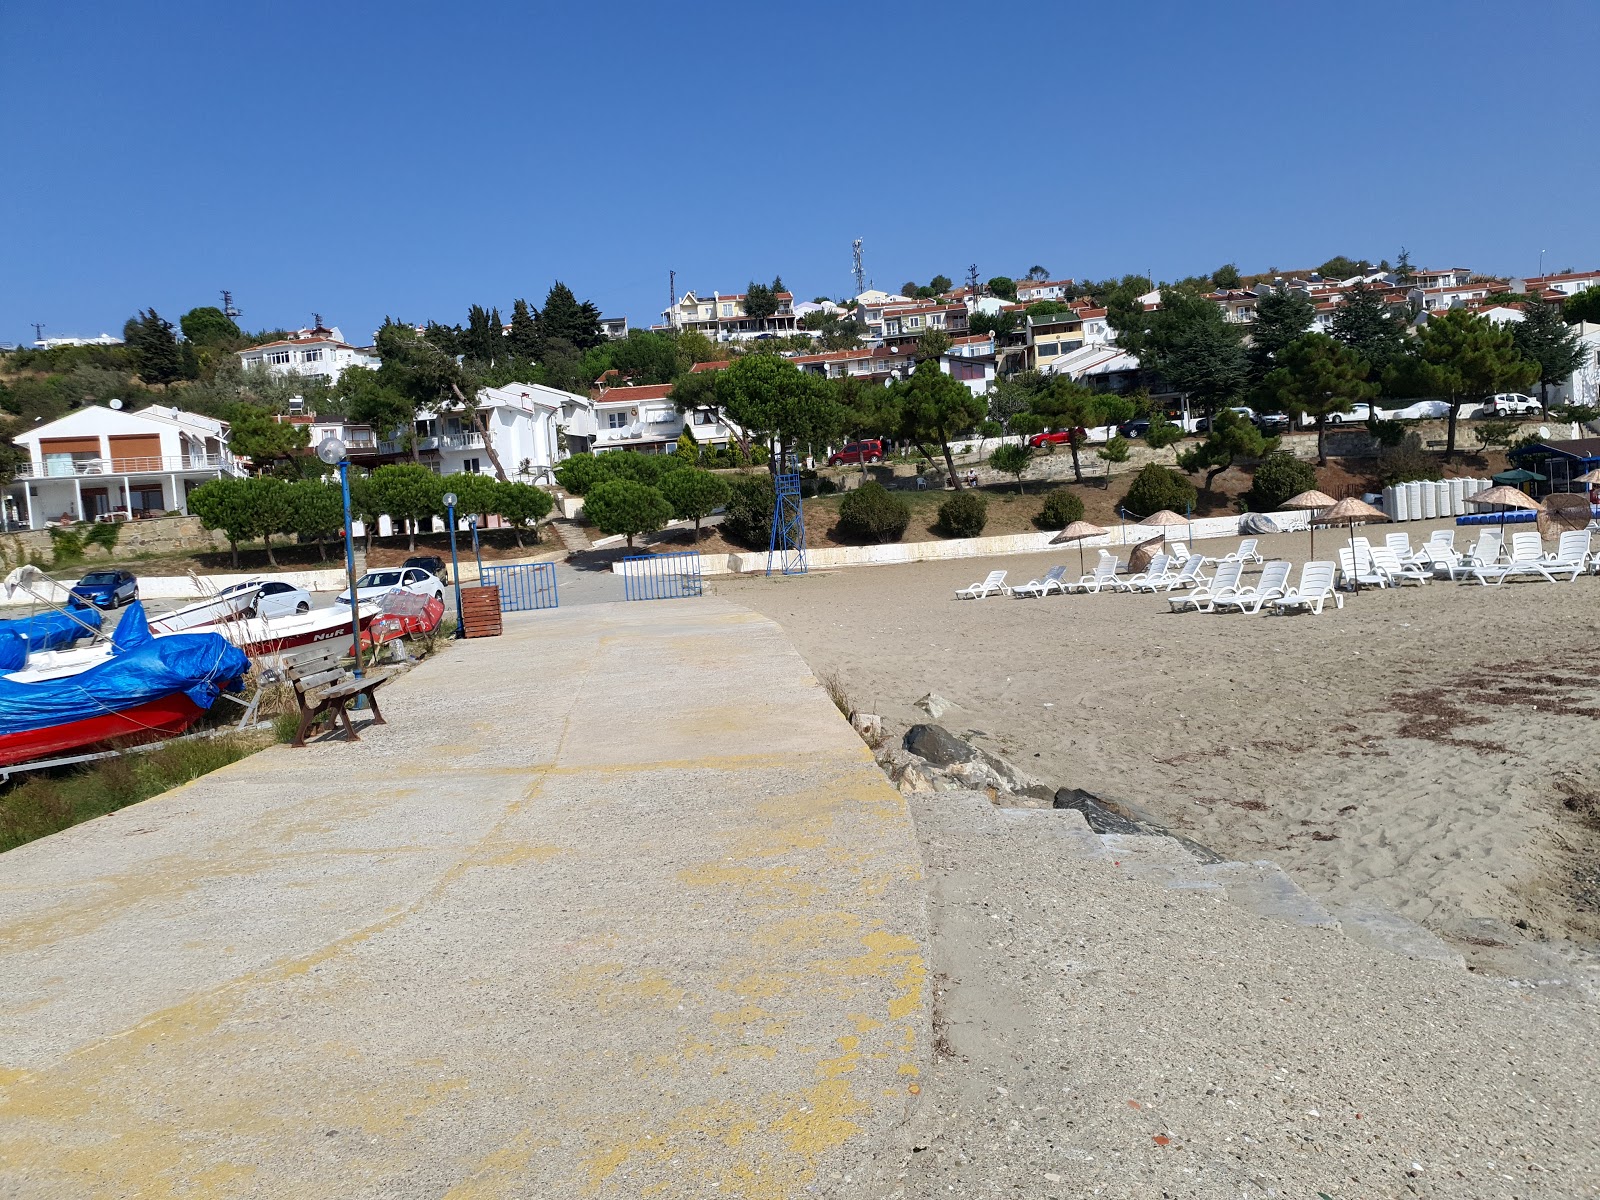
[1426,439,1447,450]
[284,647,397,748]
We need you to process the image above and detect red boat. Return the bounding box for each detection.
[0,692,207,766]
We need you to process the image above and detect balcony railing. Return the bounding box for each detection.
[25,453,242,480]
[440,432,485,450]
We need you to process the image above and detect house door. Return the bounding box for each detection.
[80,487,111,519]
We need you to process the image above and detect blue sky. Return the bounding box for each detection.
[3,1,1596,346]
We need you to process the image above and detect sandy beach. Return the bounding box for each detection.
[716,517,1600,978]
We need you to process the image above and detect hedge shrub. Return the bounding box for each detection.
[937,490,988,538]
[720,474,776,548]
[1122,463,1196,517]
[837,482,911,544]
[1034,487,1085,530]
[1239,451,1316,513]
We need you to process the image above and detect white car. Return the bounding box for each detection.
[1323,403,1374,425]
[1381,400,1452,420]
[335,567,446,607]
[255,580,312,619]
[1483,393,1541,416]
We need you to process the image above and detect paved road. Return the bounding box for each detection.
[0,599,927,1197]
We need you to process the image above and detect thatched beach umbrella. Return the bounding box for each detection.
[1538,491,1592,537]
[1142,508,1193,547]
[1050,520,1109,574]
[1466,484,1541,548]
[1320,496,1389,593]
[1282,489,1338,558]
[1125,534,1165,575]
[1574,468,1600,485]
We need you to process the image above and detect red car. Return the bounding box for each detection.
[828,439,887,465]
[1027,428,1086,450]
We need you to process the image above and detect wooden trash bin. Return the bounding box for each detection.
[459,584,503,638]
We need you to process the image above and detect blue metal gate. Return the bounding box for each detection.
[621,551,703,600]
[480,562,559,611]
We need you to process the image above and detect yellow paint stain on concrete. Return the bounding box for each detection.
[473,842,565,869]
[847,1012,883,1035]
[559,963,688,1015]
[751,911,862,953]
[898,1063,921,1077]
[579,1100,784,1197]
[718,970,801,1001]
[440,1128,562,1199]
[769,1078,870,1158]
[677,863,821,902]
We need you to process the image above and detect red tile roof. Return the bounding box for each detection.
[594,383,673,404]
[689,360,731,373]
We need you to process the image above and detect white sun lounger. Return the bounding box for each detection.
[1169,560,1244,612]
[1543,529,1593,573]
[1011,564,1069,598]
[1131,555,1207,593]
[1473,531,1579,585]
[956,569,1010,599]
[1369,545,1431,585]
[1338,546,1390,589]
[1211,560,1293,614]
[1124,553,1172,590]
[1202,538,1261,567]
[1064,557,1127,594]
[1269,561,1344,615]
[1435,531,1501,580]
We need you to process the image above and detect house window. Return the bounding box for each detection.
[302,348,323,363]
[721,304,734,317]
[462,458,481,474]
[607,412,629,429]
[1037,343,1058,357]
[693,410,716,425]
[908,316,922,328]
[268,350,291,365]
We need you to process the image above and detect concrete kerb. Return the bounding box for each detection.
[0,598,931,1196]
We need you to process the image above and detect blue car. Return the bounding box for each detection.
[68,569,139,609]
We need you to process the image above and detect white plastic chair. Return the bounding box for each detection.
[1203,538,1261,566]
[1124,553,1171,590]
[1369,545,1431,585]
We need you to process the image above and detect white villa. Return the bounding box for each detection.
[589,383,736,454]
[385,383,596,484]
[237,326,380,383]
[8,404,245,530]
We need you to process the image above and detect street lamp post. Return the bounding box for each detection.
[444,492,464,638]
[317,436,363,678]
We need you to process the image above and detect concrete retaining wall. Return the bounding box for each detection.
[610,509,1316,578]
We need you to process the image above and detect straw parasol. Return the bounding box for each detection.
[1575,468,1600,485]
[1125,534,1165,574]
[1466,484,1541,547]
[1538,491,1593,537]
[1049,520,1109,573]
[1141,509,1193,546]
[1319,496,1388,590]
[1281,489,1338,557]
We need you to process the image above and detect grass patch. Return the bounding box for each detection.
[818,668,852,719]
[0,731,271,854]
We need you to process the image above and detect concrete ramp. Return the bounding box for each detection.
[0,600,927,1198]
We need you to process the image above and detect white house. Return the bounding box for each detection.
[32,333,124,349]
[1511,271,1600,299]
[388,383,595,484]
[940,350,996,397]
[237,327,380,383]
[589,383,735,454]
[8,404,245,529]
[1015,278,1074,303]
[658,290,799,341]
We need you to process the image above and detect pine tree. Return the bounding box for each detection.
[123,309,186,387]
[1511,299,1586,410]
[1330,283,1408,379]
[508,298,539,359]
[534,282,603,353]
[1248,288,1315,382]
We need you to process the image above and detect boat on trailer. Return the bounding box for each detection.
[0,593,251,768]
